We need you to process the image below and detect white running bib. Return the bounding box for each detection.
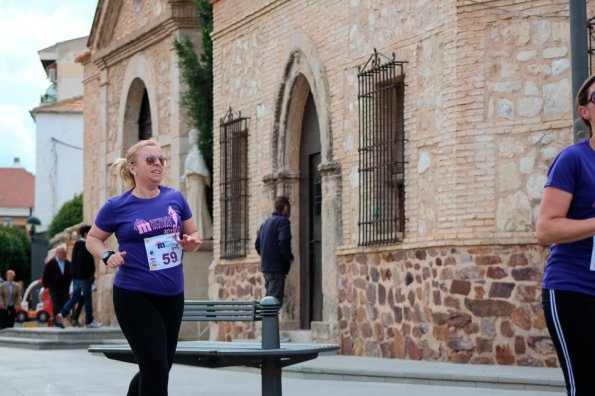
[590,236,595,271]
[144,232,182,271]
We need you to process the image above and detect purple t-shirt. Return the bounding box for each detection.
[95,186,192,296]
[542,138,595,296]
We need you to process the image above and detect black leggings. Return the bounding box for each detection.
[113,285,184,396]
[543,288,595,396]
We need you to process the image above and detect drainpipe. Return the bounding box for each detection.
[569,0,589,142]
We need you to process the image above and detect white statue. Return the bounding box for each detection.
[181,128,213,240]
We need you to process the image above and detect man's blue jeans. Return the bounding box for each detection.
[60,278,93,325]
[263,272,286,306]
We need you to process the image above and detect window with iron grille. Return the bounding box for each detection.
[358,49,407,246]
[219,107,249,258]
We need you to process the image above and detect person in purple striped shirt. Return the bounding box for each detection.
[538,75,595,396]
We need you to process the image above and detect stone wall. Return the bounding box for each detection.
[337,244,554,366]
[210,260,264,341]
[208,243,554,367]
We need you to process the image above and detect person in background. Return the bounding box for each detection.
[0,270,22,329]
[55,225,101,329]
[255,196,294,306]
[86,139,201,395]
[537,74,595,395]
[71,293,85,327]
[42,244,71,328]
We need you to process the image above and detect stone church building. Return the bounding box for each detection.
[208,0,578,366]
[79,0,210,337]
[81,0,594,366]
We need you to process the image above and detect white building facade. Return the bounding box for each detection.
[31,37,87,232]
[30,103,84,231]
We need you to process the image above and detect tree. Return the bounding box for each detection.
[0,226,30,285]
[47,193,83,239]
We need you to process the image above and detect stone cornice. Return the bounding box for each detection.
[277,171,300,181]
[75,49,92,64]
[91,4,198,69]
[261,170,300,185]
[262,173,277,185]
[319,160,341,176]
[336,238,541,256]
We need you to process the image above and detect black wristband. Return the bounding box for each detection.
[102,250,115,265]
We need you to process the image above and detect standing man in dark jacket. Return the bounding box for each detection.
[255,196,294,306]
[42,244,71,328]
[55,225,102,328]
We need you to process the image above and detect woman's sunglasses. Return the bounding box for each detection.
[144,155,167,166]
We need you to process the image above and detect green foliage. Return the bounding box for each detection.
[173,0,213,172]
[47,194,83,239]
[0,226,30,284]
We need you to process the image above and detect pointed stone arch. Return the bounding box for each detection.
[271,32,334,175]
[266,32,341,340]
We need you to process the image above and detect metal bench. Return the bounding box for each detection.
[89,297,339,396]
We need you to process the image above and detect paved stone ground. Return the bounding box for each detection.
[0,346,565,396]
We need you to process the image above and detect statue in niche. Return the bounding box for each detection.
[180,128,213,240]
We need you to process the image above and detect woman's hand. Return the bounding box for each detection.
[106,252,127,269]
[178,234,202,252]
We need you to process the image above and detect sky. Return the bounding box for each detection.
[0,0,98,174]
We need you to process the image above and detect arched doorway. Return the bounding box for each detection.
[270,34,341,340]
[299,92,322,328]
[123,78,153,150]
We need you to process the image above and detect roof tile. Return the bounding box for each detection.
[0,168,35,208]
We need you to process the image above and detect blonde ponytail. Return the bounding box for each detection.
[112,157,135,189]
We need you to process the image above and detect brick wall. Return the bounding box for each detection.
[212,0,575,253]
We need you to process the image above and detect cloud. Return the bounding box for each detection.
[0,0,97,173]
[0,105,36,171]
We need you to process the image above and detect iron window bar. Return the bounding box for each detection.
[357,49,408,246]
[219,107,250,258]
[589,16,595,75]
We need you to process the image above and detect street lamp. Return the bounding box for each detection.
[25,216,41,237]
[25,216,44,283]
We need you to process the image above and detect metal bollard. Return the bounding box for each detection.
[260,296,281,396]
[260,296,281,349]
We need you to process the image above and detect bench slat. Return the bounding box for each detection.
[182,300,260,322]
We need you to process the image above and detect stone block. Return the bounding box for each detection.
[475,255,503,265]
[467,299,515,316]
[489,282,515,298]
[511,306,532,330]
[406,337,422,360]
[477,337,493,353]
[511,267,541,281]
[501,320,515,337]
[447,313,472,328]
[528,336,556,355]
[514,336,526,355]
[450,351,470,364]
[496,345,515,365]
[450,279,471,295]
